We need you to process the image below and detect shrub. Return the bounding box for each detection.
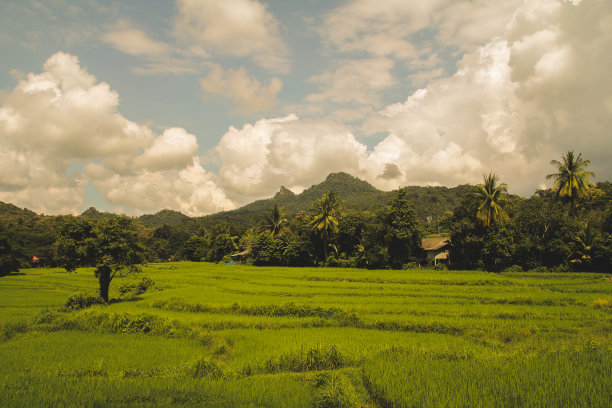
[402,262,420,270]
[65,293,106,310]
[433,263,448,270]
[118,277,155,296]
[189,356,223,379]
[504,265,523,273]
[552,264,570,273]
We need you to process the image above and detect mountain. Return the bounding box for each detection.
[80,207,116,220]
[0,172,475,230]
[138,209,192,228]
[224,172,388,216]
[203,172,472,225]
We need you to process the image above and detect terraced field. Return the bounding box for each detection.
[1,262,610,407]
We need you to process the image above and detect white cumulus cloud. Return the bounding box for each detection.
[0,52,233,215]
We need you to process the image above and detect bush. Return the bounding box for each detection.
[552,264,570,273]
[65,293,106,310]
[118,277,155,296]
[504,265,523,273]
[433,263,448,270]
[402,262,420,270]
[189,357,223,379]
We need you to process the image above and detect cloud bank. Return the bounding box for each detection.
[0,52,232,215]
[1,0,611,216]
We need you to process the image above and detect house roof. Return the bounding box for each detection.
[434,252,449,260]
[421,237,451,251]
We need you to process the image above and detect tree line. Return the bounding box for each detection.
[1,151,611,291]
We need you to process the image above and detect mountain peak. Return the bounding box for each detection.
[319,172,378,193]
[274,186,295,199]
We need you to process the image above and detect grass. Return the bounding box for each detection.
[0,262,610,407]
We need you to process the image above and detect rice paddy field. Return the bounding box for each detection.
[0,262,610,407]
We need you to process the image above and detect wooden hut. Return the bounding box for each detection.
[421,237,451,265]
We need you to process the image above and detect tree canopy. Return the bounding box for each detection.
[57,216,143,302]
[547,150,595,216]
[474,173,509,227]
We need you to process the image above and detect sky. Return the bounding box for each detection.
[0,0,611,216]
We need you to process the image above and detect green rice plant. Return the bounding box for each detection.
[591,298,611,311]
[242,344,352,375]
[1,262,610,406]
[313,372,356,408]
[363,349,612,408]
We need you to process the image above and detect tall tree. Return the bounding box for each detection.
[474,173,509,227]
[94,216,144,302]
[264,204,287,237]
[309,191,344,259]
[546,150,595,216]
[57,216,143,302]
[382,188,422,268]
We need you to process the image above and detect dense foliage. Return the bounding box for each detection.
[1,156,611,274]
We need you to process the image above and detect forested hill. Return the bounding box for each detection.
[0,172,473,228]
[204,172,472,226]
[221,172,386,215]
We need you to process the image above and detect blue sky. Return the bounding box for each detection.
[1,0,611,216]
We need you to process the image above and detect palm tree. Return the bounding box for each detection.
[264,204,287,237]
[546,150,595,216]
[309,191,344,259]
[570,222,598,268]
[474,173,509,227]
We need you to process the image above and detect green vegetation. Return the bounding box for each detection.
[547,150,596,216]
[3,151,611,274]
[56,216,144,302]
[475,172,509,227]
[0,263,610,406]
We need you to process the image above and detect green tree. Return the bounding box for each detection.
[0,224,20,277]
[55,217,98,272]
[546,150,595,216]
[309,191,344,260]
[57,216,143,303]
[474,173,509,227]
[250,232,282,266]
[382,188,422,268]
[264,204,287,237]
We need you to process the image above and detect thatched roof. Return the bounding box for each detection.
[421,237,450,251]
[434,252,449,260]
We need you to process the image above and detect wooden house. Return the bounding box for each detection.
[421,237,451,265]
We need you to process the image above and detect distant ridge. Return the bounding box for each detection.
[204,172,472,225]
[0,172,474,228]
[138,209,191,228]
[223,172,387,216]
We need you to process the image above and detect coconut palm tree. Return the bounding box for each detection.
[474,173,509,227]
[546,150,595,216]
[264,204,287,237]
[309,191,344,259]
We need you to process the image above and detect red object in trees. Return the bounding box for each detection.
[32,256,40,262]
